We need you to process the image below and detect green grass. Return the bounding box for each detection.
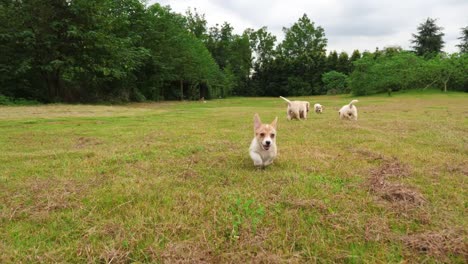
[0,92,467,263]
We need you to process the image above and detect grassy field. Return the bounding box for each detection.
[0,91,467,263]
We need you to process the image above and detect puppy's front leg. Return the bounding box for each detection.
[250,151,264,167]
[263,158,274,166]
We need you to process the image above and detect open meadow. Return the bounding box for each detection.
[0,91,467,263]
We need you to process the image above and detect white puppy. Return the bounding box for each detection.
[249,113,278,168]
[339,100,359,120]
[279,96,310,120]
[314,103,323,114]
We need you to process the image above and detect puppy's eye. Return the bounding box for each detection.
[260,133,265,137]
[270,134,275,138]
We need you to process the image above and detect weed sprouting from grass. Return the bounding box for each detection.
[228,197,265,240]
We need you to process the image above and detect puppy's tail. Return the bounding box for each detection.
[279,96,291,104]
[349,99,359,107]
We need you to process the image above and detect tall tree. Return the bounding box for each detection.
[349,49,361,72]
[0,0,32,99]
[411,18,445,57]
[350,50,361,62]
[206,22,234,70]
[227,33,252,95]
[143,4,227,100]
[326,51,339,72]
[205,22,252,95]
[337,51,350,74]
[278,14,327,59]
[247,26,277,70]
[277,14,327,94]
[456,26,468,53]
[185,8,208,42]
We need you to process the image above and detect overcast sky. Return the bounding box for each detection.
[150,0,467,54]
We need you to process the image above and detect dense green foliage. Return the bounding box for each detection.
[250,14,328,96]
[0,1,227,102]
[321,71,348,94]
[0,1,466,102]
[348,48,468,95]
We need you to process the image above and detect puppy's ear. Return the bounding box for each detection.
[253,113,262,131]
[271,117,278,129]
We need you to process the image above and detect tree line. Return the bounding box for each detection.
[0,1,467,103]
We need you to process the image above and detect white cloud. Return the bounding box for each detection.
[151,0,468,53]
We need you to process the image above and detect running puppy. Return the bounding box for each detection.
[338,100,359,120]
[314,103,323,114]
[279,96,310,120]
[249,114,278,168]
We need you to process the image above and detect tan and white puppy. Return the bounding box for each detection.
[279,96,310,120]
[338,100,359,120]
[249,114,278,168]
[314,103,323,114]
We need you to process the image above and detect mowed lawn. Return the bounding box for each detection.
[0,92,467,263]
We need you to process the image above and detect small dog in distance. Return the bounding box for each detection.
[280,96,310,120]
[314,103,323,114]
[339,100,359,120]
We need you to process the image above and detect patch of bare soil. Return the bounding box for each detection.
[401,229,468,261]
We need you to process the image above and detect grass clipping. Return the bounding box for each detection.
[401,229,468,261]
[368,158,425,206]
[368,159,468,261]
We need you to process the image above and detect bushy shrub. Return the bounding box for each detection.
[322,71,348,94]
[0,94,40,105]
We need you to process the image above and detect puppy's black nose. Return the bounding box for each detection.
[265,141,271,145]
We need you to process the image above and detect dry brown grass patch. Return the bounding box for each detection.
[364,217,391,242]
[401,229,468,261]
[378,184,426,205]
[75,136,103,148]
[3,177,103,221]
[99,247,131,264]
[444,162,468,176]
[368,158,425,207]
[370,158,411,180]
[352,148,385,161]
[247,251,290,264]
[160,241,216,263]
